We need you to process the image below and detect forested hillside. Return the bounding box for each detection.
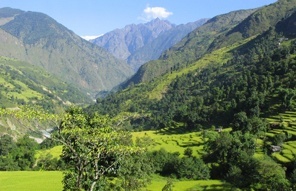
[84,0,296,189]
[0,57,91,110]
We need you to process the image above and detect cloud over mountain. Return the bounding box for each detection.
[141,6,173,21]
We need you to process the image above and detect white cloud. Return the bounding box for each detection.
[81,35,103,41]
[141,6,173,21]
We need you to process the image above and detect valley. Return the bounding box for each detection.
[0,0,296,190]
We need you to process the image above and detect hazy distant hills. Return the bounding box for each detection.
[0,7,133,98]
[91,18,207,71]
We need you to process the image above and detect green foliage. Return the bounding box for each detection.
[15,135,38,170]
[176,156,210,180]
[55,107,149,191]
[0,105,61,139]
[0,134,38,170]
[162,178,174,191]
[149,148,209,180]
[34,153,63,171]
[117,152,154,190]
[250,157,290,190]
[232,113,268,135]
[91,26,296,134]
[183,147,193,157]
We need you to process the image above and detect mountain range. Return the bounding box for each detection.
[120,8,256,88]
[1,0,296,142]
[0,7,133,98]
[91,18,207,71]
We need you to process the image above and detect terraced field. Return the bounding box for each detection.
[132,130,205,157]
[147,175,232,191]
[265,111,296,163]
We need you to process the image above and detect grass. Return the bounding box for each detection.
[265,110,296,163]
[132,130,205,157]
[0,171,63,191]
[147,176,232,191]
[0,171,232,191]
[35,145,63,159]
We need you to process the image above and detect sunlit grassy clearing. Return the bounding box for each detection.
[0,171,232,191]
[147,175,232,191]
[35,145,63,159]
[0,171,63,191]
[148,46,232,100]
[132,130,205,157]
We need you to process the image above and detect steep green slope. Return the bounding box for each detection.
[121,9,255,88]
[0,8,133,98]
[276,9,296,37]
[209,0,296,50]
[0,56,91,110]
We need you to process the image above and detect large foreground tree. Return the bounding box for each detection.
[54,107,147,191]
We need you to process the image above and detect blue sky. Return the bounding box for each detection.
[0,0,277,38]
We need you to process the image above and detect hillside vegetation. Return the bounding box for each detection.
[0,56,90,139]
[0,56,91,110]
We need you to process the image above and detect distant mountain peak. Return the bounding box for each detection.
[91,18,207,70]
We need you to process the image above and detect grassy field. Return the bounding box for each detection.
[0,171,232,191]
[147,175,232,191]
[0,171,63,191]
[35,145,63,159]
[132,130,205,157]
